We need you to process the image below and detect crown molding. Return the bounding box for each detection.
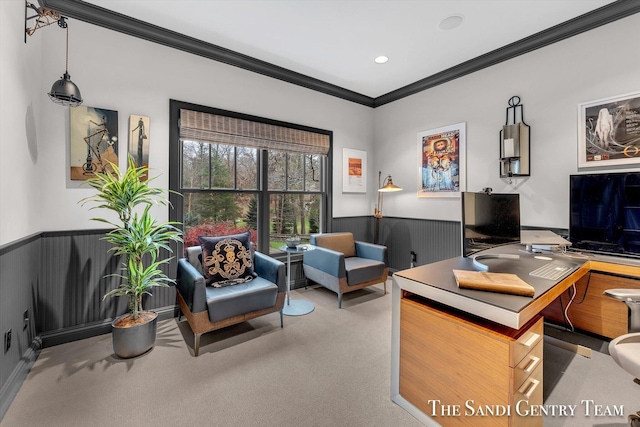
[373,0,640,107]
[39,0,375,107]
[40,0,640,109]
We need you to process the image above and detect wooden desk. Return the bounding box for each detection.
[390,245,640,426]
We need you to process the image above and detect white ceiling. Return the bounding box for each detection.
[83,0,615,98]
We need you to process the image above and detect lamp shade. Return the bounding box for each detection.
[378,175,402,192]
[48,72,83,107]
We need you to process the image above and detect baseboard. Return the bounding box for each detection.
[0,337,42,420]
[40,305,178,348]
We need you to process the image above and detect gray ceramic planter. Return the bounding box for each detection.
[111,311,158,358]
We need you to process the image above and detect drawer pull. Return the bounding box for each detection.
[522,333,540,348]
[518,377,540,400]
[523,355,541,374]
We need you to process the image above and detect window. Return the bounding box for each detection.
[169,101,332,255]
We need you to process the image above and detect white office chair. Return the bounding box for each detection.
[604,289,640,427]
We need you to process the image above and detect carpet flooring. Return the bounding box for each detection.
[1,280,639,427]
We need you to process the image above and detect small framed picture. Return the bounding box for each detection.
[342,148,367,193]
[578,91,640,168]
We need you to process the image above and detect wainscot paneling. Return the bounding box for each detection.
[331,216,374,243]
[38,230,178,336]
[332,216,461,272]
[0,234,42,420]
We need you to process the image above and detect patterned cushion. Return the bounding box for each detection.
[198,232,255,287]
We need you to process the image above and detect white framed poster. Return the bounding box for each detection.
[578,91,640,168]
[417,122,465,198]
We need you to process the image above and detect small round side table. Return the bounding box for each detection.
[278,244,315,316]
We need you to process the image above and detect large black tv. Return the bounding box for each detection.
[461,192,521,257]
[570,172,640,257]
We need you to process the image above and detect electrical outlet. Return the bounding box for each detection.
[23,309,29,330]
[4,329,11,353]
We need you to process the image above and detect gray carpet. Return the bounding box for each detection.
[1,280,639,427]
[543,325,640,427]
[1,281,421,427]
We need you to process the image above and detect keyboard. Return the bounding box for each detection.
[529,262,576,281]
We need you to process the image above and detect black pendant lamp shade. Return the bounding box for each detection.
[48,23,82,107]
[48,71,82,106]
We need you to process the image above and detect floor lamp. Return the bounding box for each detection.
[374,171,402,244]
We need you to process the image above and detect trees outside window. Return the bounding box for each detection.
[170,102,331,255]
[177,135,328,255]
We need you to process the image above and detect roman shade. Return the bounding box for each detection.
[180,109,330,155]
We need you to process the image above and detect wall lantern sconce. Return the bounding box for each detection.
[499,96,529,182]
[25,1,83,107]
[374,171,402,244]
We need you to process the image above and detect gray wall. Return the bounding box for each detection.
[0,235,40,418]
[37,231,177,340]
[332,216,461,270]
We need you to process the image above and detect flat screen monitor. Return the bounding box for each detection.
[570,172,640,257]
[461,192,521,257]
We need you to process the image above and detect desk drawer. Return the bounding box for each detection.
[512,340,542,391]
[510,317,543,367]
[510,363,543,427]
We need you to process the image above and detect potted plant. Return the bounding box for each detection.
[81,156,182,358]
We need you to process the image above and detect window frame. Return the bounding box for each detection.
[169,100,333,256]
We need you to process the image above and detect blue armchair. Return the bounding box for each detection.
[176,244,286,356]
[302,232,388,308]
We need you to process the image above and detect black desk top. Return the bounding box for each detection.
[393,244,587,328]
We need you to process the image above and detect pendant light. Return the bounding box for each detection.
[48,20,83,107]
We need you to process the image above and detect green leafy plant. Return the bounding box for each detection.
[81,156,182,322]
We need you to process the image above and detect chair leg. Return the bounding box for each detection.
[280,310,284,328]
[384,280,387,295]
[338,293,343,309]
[194,333,201,357]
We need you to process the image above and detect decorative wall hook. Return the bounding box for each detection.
[25,1,65,43]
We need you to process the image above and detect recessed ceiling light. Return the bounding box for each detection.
[374,56,389,64]
[439,15,464,31]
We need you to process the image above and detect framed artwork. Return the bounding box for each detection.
[70,106,119,180]
[342,148,367,193]
[128,114,150,181]
[417,122,465,198]
[578,91,640,168]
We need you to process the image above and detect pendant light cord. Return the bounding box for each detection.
[65,26,69,72]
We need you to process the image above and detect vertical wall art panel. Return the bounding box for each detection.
[128,114,150,181]
[69,106,119,180]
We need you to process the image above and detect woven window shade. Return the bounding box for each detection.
[180,109,330,155]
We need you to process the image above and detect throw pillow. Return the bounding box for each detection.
[198,232,255,287]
